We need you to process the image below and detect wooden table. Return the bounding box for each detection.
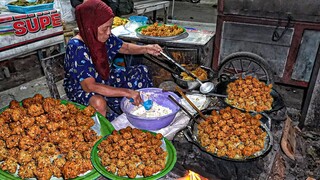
[129,0,170,23]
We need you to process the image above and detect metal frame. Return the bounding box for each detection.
[40,52,65,99]
[300,44,320,129]
[132,0,170,23]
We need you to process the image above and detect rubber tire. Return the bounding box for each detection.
[218,52,275,85]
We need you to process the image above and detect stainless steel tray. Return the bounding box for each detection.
[135,24,188,41]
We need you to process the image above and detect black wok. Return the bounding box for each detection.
[214,79,285,114]
[183,108,273,162]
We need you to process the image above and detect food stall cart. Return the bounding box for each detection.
[213,0,320,88]
[112,24,215,86]
[0,9,65,100]
[212,0,320,130]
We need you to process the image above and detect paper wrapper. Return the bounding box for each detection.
[112,111,189,141]
[181,94,210,114]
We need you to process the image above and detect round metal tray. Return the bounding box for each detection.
[135,24,188,41]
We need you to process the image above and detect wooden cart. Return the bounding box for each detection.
[213,0,320,129]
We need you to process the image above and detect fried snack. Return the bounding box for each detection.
[198,107,267,159]
[9,100,20,109]
[82,105,96,117]
[1,157,18,174]
[0,94,100,180]
[18,161,36,179]
[180,66,208,81]
[98,127,167,178]
[141,22,184,37]
[226,76,273,112]
[112,16,129,28]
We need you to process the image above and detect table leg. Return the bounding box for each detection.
[171,0,175,20]
[153,10,157,23]
[164,5,168,23]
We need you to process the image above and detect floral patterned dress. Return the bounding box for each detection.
[63,34,153,121]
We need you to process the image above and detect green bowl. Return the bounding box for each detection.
[0,99,115,180]
[91,131,177,180]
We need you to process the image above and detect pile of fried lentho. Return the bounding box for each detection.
[98,127,167,178]
[180,66,208,81]
[198,107,267,159]
[0,94,100,180]
[141,22,184,37]
[226,76,273,112]
[112,16,129,28]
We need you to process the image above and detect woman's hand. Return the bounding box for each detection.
[145,44,162,56]
[128,90,142,106]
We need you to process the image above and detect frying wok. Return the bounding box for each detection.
[214,79,285,114]
[183,108,273,162]
[172,65,215,91]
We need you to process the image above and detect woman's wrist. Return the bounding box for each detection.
[124,88,134,98]
[144,45,149,54]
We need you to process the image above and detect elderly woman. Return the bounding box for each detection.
[63,0,162,121]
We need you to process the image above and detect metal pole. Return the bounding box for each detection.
[171,0,175,20]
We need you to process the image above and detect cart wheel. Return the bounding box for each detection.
[218,52,274,85]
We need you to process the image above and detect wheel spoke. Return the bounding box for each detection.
[223,68,236,74]
[230,62,238,74]
[259,74,267,79]
[247,61,252,72]
[240,59,244,72]
[226,63,233,71]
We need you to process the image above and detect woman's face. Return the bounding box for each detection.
[97,18,113,43]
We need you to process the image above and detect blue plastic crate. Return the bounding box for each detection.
[6,3,54,14]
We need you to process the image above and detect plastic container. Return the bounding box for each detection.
[120,88,181,130]
[128,15,148,26]
[6,3,54,14]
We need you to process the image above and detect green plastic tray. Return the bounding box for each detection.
[0,99,115,180]
[91,131,177,180]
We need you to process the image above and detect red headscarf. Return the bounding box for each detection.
[75,0,114,80]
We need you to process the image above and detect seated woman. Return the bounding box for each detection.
[63,0,162,121]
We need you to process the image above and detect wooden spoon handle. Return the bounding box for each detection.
[175,86,207,120]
